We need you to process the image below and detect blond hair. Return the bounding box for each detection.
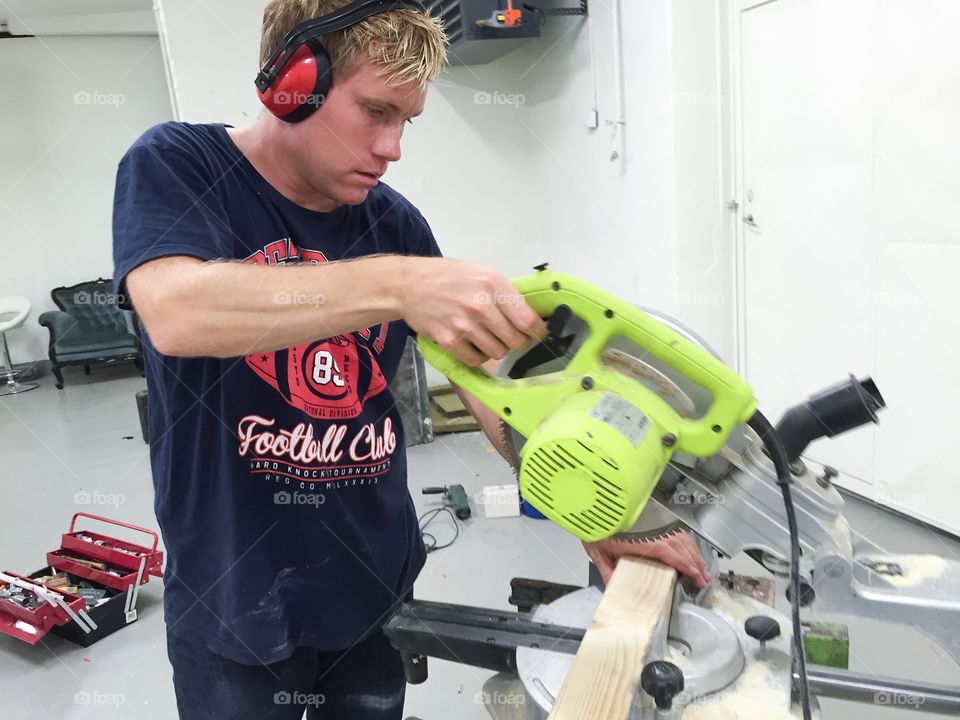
[260,1,447,88]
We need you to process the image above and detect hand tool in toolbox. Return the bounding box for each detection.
[0,512,164,647]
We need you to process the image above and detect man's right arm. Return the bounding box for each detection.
[126,254,544,364]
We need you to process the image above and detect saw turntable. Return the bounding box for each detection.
[385,267,960,719]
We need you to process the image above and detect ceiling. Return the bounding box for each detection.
[0,0,152,19]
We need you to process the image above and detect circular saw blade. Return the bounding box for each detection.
[609,498,686,543]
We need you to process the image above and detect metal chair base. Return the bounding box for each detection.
[0,381,39,396]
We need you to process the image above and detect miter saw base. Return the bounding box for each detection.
[516,586,752,718]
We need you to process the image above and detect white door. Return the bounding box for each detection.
[735,0,960,535]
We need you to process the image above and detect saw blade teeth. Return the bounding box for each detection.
[499,421,522,474]
[610,523,685,544]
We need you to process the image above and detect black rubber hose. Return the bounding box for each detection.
[748,411,813,720]
[775,375,885,463]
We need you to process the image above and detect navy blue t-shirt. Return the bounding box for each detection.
[112,122,439,664]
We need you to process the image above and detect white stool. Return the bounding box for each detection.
[0,296,38,395]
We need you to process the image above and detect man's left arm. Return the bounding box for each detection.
[453,382,712,590]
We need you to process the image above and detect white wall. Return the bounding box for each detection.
[155,0,265,125]
[501,0,733,358]
[0,34,173,364]
[154,0,733,358]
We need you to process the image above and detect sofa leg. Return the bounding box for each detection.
[83,365,91,376]
[52,364,64,390]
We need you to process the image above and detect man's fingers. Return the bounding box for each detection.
[586,545,615,585]
[671,533,711,585]
[485,305,536,351]
[645,542,708,589]
[495,287,547,341]
[465,326,511,361]
[449,340,486,367]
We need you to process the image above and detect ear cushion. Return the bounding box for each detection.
[257,37,333,123]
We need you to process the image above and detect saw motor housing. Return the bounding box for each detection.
[417,270,758,543]
[517,389,669,541]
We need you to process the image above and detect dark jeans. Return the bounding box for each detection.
[166,628,406,720]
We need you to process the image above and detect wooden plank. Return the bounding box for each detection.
[548,558,677,720]
[432,389,470,417]
[429,385,480,433]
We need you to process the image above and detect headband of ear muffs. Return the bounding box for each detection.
[255,0,426,124]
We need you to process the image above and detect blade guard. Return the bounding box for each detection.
[417,270,757,459]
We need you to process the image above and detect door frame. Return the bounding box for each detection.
[726,0,884,503]
[729,0,777,376]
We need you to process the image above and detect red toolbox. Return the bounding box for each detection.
[0,513,164,646]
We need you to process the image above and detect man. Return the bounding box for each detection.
[113,2,710,718]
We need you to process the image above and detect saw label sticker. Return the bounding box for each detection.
[588,393,650,446]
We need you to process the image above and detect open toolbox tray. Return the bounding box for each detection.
[0,513,164,646]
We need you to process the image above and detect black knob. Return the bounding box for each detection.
[745,615,781,651]
[640,660,685,710]
[785,579,816,607]
[401,652,428,684]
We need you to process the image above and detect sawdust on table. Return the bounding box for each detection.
[676,587,819,719]
[880,555,949,588]
[681,661,797,720]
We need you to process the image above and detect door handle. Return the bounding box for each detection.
[742,214,758,228]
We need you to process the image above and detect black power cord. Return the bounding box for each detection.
[419,505,460,553]
[420,486,466,553]
[748,411,813,720]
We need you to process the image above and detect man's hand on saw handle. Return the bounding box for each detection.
[401,258,546,366]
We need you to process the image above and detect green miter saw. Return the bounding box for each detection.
[417,268,758,544]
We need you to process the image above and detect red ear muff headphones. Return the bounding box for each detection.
[255,0,427,123]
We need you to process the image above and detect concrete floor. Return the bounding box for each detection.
[1,363,959,718]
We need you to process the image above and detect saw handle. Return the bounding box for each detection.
[417,270,757,457]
